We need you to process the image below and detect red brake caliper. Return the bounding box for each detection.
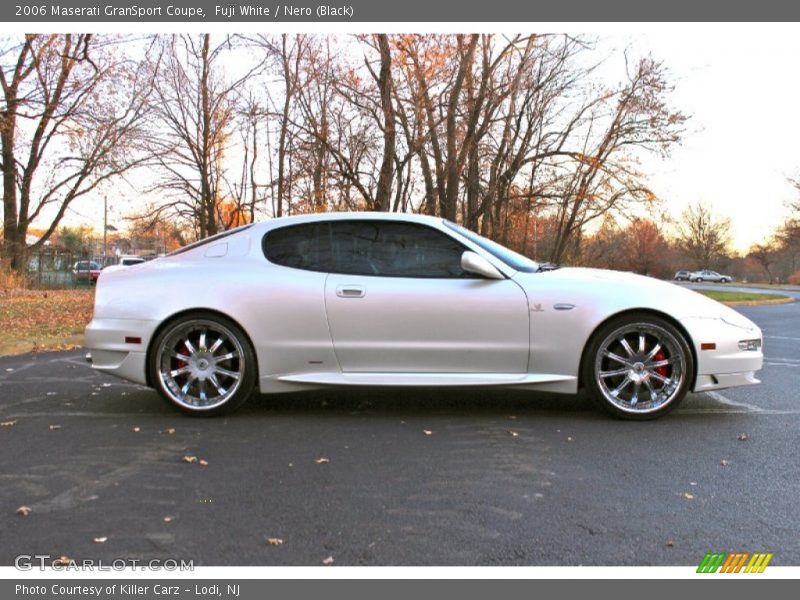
[174,343,187,371]
[654,350,668,377]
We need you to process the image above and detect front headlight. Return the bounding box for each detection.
[738,339,762,352]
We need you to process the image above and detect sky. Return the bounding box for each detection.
[25,26,800,253]
[615,30,800,251]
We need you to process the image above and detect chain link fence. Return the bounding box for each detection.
[26,251,104,289]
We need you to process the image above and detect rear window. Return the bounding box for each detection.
[262,223,332,272]
[169,224,254,256]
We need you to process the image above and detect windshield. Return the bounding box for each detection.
[443,220,540,273]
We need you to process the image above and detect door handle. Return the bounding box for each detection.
[336,285,366,298]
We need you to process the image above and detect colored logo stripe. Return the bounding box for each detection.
[697,552,773,573]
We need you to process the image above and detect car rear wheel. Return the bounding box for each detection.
[149,313,256,416]
[582,314,694,420]
[695,277,704,282]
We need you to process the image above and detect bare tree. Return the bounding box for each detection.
[1,34,153,271]
[546,57,686,263]
[621,218,668,275]
[748,241,779,284]
[144,34,260,237]
[675,201,732,269]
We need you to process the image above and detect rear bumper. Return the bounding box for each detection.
[84,317,160,386]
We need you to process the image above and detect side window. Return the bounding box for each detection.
[262,223,332,272]
[329,221,470,278]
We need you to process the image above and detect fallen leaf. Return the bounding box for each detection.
[738,432,749,441]
[163,516,173,523]
[508,430,519,437]
[423,430,433,436]
[52,556,72,567]
[182,455,198,464]
[567,436,574,442]
[132,427,141,433]
[161,428,176,435]
[93,537,108,544]
[1,420,17,427]
[322,556,335,566]
[508,415,518,420]
[198,459,209,467]
[49,424,61,431]
[666,540,675,547]
[16,506,32,516]
[683,493,695,500]
[720,459,730,467]
[266,538,284,546]
[314,457,330,464]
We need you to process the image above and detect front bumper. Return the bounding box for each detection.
[680,316,763,393]
[84,317,160,386]
[694,371,761,392]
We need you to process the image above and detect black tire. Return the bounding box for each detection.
[695,277,703,282]
[721,278,729,284]
[148,311,257,417]
[582,313,694,420]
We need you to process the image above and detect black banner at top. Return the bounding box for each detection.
[4,0,800,22]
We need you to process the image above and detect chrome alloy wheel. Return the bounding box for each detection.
[594,322,686,415]
[155,319,246,411]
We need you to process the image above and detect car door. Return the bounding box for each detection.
[323,220,530,374]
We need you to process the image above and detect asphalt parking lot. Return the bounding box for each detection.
[1,286,798,566]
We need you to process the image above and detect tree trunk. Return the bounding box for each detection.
[373,34,396,212]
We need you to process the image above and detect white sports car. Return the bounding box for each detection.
[85,212,763,419]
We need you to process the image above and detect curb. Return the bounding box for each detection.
[721,297,795,307]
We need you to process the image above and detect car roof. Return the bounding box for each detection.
[255,211,446,232]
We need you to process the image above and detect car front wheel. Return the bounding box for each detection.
[582,314,694,420]
[148,313,256,416]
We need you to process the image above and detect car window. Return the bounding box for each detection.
[262,222,333,272]
[329,221,470,278]
[443,220,539,273]
[170,224,254,256]
[263,220,471,278]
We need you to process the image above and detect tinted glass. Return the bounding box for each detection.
[443,220,539,273]
[170,224,254,256]
[263,222,332,272]
[329,221,468,278]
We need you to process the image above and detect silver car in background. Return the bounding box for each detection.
[689,270,732,283]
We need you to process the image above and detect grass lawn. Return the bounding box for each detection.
[0,288,94,356]
[696,289,793,303]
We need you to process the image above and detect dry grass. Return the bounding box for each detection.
[0,287,94,355]
[0,264,26,289]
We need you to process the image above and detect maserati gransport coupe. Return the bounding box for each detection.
[85,213,763,419]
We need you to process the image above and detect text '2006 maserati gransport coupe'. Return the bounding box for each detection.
[85,212,763,419]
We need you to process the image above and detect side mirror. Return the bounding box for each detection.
[461,251,504,280]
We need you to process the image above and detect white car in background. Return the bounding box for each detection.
[101,255,146,274]
[85,213,763,420]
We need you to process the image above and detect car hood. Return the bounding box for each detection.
[514,267,752,324]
